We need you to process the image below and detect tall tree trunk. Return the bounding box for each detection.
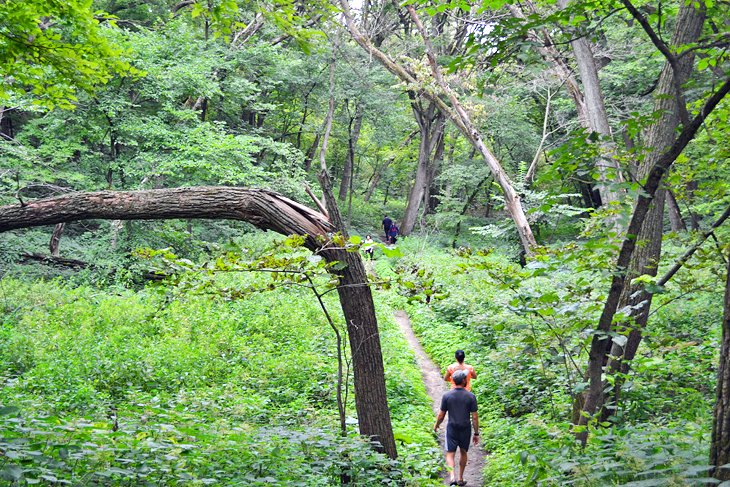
[711,250,730,480]
[339,102,364,201]
[601,0,706,414]
[512,0,624,207]
[319,53,398,459]
[424,130,448,217]
[558,0,623,206]
[577,1,711,439]
[402,105,445,235]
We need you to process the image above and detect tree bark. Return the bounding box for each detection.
[0,188,332,250]
[402,104,445,235]
[424,133,447,216]
[597,1,707,423]
[304,133,321,172]
[557,0,624,207]
[666,189,687,231]
[0,184,399,458]
[318,52,398,459]
[510,0,623,208]
[49,223,65,257]
[338,102,364,201]
[711,250,730,480]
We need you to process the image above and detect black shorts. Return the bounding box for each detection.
[445,424,471,452]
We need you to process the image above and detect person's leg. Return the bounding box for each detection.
[458,447,468,483]
[445,425,459,484]
[445,451,456,484]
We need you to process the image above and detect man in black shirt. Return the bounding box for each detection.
[382,215,392,240]
[434,370,479,486]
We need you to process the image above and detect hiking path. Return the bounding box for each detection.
[394,310,485,486]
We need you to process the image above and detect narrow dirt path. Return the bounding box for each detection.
[394,310,485,486]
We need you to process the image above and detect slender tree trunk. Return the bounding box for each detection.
[512,0,624,207]
[296,83,316,149]
[424,130,447,216]
[712,251,730,479]
[363,166,383,203]
[319,53,398,459]
[453,176,489,248]
[339,103,364,201]
[304,133,321,172]
[49,223,65,257]
[364,130,417,202]
[687,180,702,230]
[558,0,624,206]
[667,189,687,231]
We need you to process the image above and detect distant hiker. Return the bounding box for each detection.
[434,369,479,486]
[387,223,399,244]
[444,350,477,392]
[382,215,393,239]
[363,235,375,259]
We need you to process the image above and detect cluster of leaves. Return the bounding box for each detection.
[0,0,136,109]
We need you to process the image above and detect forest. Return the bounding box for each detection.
[0,0,729,485]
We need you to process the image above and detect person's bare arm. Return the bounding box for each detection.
[443,369,452,383]
[469,365,477,379]
[434,410,446,431]
[471,412,480,444]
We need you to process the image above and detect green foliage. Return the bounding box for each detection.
[0,0,136,109]
[376,233,723,486]
[0,271,441,485]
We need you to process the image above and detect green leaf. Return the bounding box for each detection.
[1,465,23,481]
[381,246,403,258]
[0,405,19,415]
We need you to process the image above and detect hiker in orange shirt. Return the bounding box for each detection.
[444,350,477,392]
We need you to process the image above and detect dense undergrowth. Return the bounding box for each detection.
[1,213,725,486]
[0,233,441,486]
[382,235,722,486]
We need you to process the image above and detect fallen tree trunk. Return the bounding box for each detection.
[0,187,333,251]
[20,252,168,281]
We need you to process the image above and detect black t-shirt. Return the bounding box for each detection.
[440,388,477,428]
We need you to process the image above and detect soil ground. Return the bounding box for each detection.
[394,310,486,486]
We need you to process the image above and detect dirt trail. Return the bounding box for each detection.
[394,310,485,486]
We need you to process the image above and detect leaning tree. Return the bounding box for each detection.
[0,186,398,459]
